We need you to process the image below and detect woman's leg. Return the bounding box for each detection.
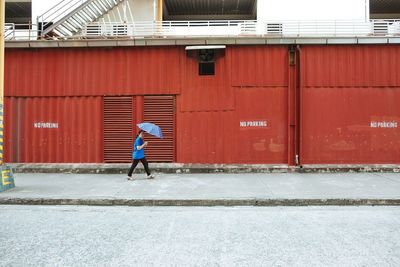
[128,159,140,177]
[140,157,151,176]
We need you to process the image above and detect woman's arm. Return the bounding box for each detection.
[137,141,148,150]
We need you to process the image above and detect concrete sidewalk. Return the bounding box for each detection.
[1,172,400,206]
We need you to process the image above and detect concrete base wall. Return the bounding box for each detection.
[9,163,400,174]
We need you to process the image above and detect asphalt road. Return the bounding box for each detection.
[1,206,400,267]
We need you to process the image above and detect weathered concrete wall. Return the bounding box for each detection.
[257,0,369,21]
[98,0,154,23]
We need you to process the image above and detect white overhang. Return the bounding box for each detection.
[185,45,226,50]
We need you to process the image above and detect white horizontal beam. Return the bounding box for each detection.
[185,45,226,50]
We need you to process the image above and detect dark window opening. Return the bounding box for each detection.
[199,62,215,76]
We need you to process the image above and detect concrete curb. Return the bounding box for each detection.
[8,163,400,174]
[1,198,400,206]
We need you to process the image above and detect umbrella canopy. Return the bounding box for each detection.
[137,122,164,139]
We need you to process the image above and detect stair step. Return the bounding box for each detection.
[101,0,114,9]
[66,17,81,29]
[54,26,70,37]
[40,0,122,38]
[98,2,110,13]
[62,21,77,33]
[50,29,62,37]
[85,4,100,17]
[106,0,122,6]
[72,13,89,25]
[78,9,94,21]
[88,1,101,12]
[89,2,104,14]
[84,7,98,19]
[96,0,109,10]
[66,21,79,32]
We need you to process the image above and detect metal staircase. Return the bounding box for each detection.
[38,0,123,38]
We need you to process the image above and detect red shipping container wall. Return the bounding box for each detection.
[176,46,289,164]
[302,45,400,87]
[179,48,234,112]
[177,110,236,163]
[231,46,288,87]
[301,45,400,164]
[3,45,400,164]
[5,97,103,163]
[4,47,182,97]
[177,88,288,164]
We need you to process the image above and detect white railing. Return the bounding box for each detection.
[5,23,15,39]
[4,20,400,41]
[82,20,400,38]
[5,23,37,40]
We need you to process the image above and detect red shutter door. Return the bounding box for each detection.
[103,97,133,163]
[143,96,175,162]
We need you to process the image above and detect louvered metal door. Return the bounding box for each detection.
[143,96,175,162]
[103,97,133,163]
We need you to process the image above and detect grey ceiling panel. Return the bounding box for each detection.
[370,0,400,14]
[164,0,256,16]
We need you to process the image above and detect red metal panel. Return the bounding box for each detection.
[301,87,400,164]
[4,49,65,96]
[143,96,175,162]
[126,47,181,95]
[180,48,234,112]
[103,96,133,163]
[177,87,288,164]
[301,45,400,164]
[177,110,237,163]
[302,45,400,87]
[177,46,289,164]
[231,46,288,87]
[4,96,103,163]
[234,88,288,163]
[5,47,182,97]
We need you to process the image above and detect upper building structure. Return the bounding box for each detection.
[4,0,400,41]
[2,0,400,166]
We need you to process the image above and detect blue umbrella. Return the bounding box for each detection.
[137,122,164,139]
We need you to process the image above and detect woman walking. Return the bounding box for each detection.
[127,130,154,180]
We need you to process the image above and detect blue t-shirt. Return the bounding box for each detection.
[132,136,145,159]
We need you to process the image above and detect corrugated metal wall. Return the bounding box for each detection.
[5,47,182,97]
[300,45,400,164]
[180,49,234,112]
[5,97,103,163]
[301,45,400,87]
[176,46,289,164]
[232,46,288,87]
[4,45,400,164]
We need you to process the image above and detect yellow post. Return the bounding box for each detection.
[155,0,163,34]
[0,0,5,165]
[157,0,163,21]
[0,0,15,192]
